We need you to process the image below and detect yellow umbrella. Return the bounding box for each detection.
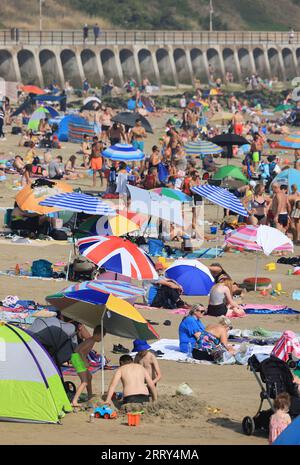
[16,179,73,214]
[210,112,234,123]
[76,211,146,237]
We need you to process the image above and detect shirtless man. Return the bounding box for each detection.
[289,184,300,242]
[232,111,244,136]
[130,119,147,152]
[272,183,291,233]
[106,355,157,405]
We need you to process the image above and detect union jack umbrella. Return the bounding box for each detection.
[271,331,300,362]
[77,236,158,280]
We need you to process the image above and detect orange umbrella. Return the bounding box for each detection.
[16,179,73,214]
[21,85,46,95]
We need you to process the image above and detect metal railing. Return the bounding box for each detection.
[0,29,299,47]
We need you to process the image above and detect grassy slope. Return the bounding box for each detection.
[1,0,300,30]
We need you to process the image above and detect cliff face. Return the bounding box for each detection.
[1,0,300,31]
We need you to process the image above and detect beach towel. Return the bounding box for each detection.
[243,304,300,315]
[271,331,300,362]
[61,364,117,376]
[184,248,224,259]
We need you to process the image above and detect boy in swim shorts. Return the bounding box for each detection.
[71,325,106,408]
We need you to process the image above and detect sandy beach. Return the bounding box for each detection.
[0,110,299,445]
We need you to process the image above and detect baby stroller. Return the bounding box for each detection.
[28,317,77,398]
[242,354,300,436]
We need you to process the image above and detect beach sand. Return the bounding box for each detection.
[0,112,299,445]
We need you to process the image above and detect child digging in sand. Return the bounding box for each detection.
[133,339,162,385]
[71,325,106,409]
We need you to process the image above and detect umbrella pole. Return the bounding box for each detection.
[65,249,72,281]
[72,212,78,254]
[101,312,105,396]
[254,252,259,292]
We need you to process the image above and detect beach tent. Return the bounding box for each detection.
[33,94,64,102]
[212,165,249,184]
[55,114,73,141]
[68,114,95,143]
[271,169,300,193]
[0,323,72,423]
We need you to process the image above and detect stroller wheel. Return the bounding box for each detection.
[242,416,255,436]
[64,381,76,395]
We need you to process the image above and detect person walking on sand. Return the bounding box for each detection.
[90,136,104,188]
[133,340,162,385]
[271,183,291,233]
[70,325,106,409]
[106,354,157,405]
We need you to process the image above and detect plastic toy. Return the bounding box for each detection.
[94,405,117,419]
[265,263,276,271]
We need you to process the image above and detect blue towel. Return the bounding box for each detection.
[245,308,300,315]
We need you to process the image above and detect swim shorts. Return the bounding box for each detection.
[91,157,103,171]
[278,213,289,228]
[234,124,243,136]
[71,353,87,374]
[123,394,150,405]
[252,151,260,163]
[132,140,145,151]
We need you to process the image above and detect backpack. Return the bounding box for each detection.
[50,229,68,241]
[31,259,53,278]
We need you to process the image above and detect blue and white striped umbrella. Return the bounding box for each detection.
[39,192,116,216]
[184,141,223,156]
[191,184,248,217]
[102,143,144,161]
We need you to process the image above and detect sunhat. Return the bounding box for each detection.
[132,339,151,352]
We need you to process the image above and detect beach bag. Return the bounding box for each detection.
[50,229,68,241]
[31,259,53,278]
[11,126,22,135]
[158,162,169,183]
[148,238,164,256]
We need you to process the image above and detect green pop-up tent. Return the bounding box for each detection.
[27,106,50,131]
[212,165,249,184]
[0,323,72,423]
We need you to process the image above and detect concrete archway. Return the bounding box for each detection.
[61,49,81,87]
[156,48,175,86]
[138,49,157,85]
[253,48,267,78]
[207,48,222,79]
[238,48,252,78]
[17,49,38,85]
[100,49,121,86]
[120,49,138,82]
[173,48,190,84]
[222,48,238,81]
[39,49,59,86]
[190,49,207,83]
[268,48,283,80]
[0,50,16,81]
[81,49,101,87]
[282,48,296,80]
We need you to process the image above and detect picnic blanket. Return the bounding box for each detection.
[132,338,274,365]
[243,304,300,315]
[0,271,65,281]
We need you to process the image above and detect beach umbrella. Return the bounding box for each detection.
[278,136,300,150]
[191,184,248,217]
[273,415,300,445]
[151,187,192,203]
[47,282,158,395]
[39,192,116,216]
[28,106,50,131]
[83,96,101,106]
[44,106,60,118]
[165,259,214,296]
[210,112,234,123]
[127,185,184,226]
[75,211,143,238]
[212,165,249,184]
[184,140,223,156]
[77,235,158,280]
[21,85,46,95]
[102,143,144,161]
[210,134,250,159]
[81,100,101,111]
[271,169,300,193]
[112,112,153,133]
[225,225,293,290]
[16,178,73,215]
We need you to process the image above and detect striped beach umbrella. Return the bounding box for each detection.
[102,143,144,161]
[28,106,50,131]
[191,184,248,217]
[77,235,158,280]
[184,140,223,156]
[165,259,214,296]
[39,192,116,216]
[225,225,293,290]
[151,187,192,202]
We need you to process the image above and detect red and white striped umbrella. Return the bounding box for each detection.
[77,236,158,280]
[225,225,293,255]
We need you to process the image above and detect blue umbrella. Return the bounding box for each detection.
[191,184,249,217]
[273,415,300,445]
[39,192,116,216]
[271,169,300,193]
[44,106,60,118]
[102,143,144,161]
[165,259,214,296]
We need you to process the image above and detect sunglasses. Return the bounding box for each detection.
[196,309,207,315]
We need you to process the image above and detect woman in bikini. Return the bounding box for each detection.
[249,183,269,225]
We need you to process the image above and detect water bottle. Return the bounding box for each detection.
[187,342,192,359]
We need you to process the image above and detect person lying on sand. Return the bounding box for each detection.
[70,325,105,409]
[106,354,157,405]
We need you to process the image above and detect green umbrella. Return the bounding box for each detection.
[274,104,294,113]
[213,165,249,184]
[28,106,50,131]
